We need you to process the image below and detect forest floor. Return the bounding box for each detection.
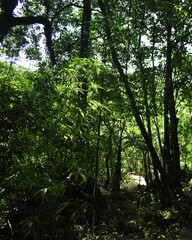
[1,174,192,240]
[82,174,192,240]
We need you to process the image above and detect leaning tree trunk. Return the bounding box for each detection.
[97,0,164,180]
[98,0,175,208]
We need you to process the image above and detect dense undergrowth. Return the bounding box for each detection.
[1,0,192,238]
[1,170,192,240]
[0,59,192,239]
[85,185,192,240]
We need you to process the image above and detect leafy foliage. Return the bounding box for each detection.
[0,0,192,239]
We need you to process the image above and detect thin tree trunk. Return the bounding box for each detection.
[143,151,149,185]
[138,48,152,139]
[147,153,152,183]
[137,9,152,140]
[138,24,161,186]
[165,21,181,195]
[105,132,112,188]
[151,32,163,159]
[79,0,92,109]
[138,44,160,186]
[92,73,103,232]
[112,120,125,193]
[92,106,102,232]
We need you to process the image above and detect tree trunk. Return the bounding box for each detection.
[137,25,161,186]
[104,133,112,188]
[92,71,103,232]
[78,0,92,109]
[151,30,163,159]
[112,120,125,193]
[147,153,152,183]
[165,21,181,196]
[0,0,18,41]
[143,151,149,185]
[79,0,92,58]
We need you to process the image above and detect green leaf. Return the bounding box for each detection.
[69,210,78,222]
[10,103,14,109]
[55,201,72,215]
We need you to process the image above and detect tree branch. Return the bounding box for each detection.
[51,3,83,23]
[12,16,51,26]
[1,15,56,65]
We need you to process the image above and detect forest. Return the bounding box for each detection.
[0,0,192,239]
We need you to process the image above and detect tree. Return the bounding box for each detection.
[1,0,192,238]
[0,0,86,65]
[97,0,192,207]
[1,0,192,218]
[78,0,92,108]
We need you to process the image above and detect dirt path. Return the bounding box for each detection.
[122,173,146,189]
